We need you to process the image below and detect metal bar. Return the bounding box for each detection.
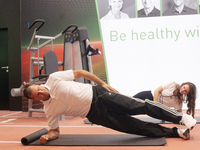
[27,29,37,50]
[38,33,62,49]
[35,35,55,40]
[31,57,43,60]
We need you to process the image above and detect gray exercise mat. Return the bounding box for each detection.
[84,117,200,124]
[83,118,170,124]
[29,134,166,146]
[196,117,200,123]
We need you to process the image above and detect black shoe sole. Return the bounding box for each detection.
[183,129,190,140]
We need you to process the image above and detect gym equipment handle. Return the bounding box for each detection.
[62,24,78,35]
[28,19,45,32]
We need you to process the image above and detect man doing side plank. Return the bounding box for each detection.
[23,70,196,144]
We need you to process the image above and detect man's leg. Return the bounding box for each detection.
[86,95,186,138]
[91,85,196,129]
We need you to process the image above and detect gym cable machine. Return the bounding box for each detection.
[11,19,100,117]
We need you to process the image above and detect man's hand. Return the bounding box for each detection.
[40,134,49,144]
[39,127,59,144]
[101,83,119,93]
[73,70,119,93]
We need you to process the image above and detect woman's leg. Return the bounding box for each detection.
[133,91,153,100]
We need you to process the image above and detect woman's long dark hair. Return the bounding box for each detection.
[174,82,197,118]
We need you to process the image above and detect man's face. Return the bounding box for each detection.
[173,0,184,7]
[142,0,154,9]
[28,85,50,101]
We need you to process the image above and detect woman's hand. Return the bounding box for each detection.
[154,85,163,102]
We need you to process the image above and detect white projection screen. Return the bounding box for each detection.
[95,0,200,109]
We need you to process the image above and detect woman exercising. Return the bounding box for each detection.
[133,81,197,117]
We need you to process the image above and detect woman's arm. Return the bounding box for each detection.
[73,70,118,93]
[153,85,163,102]
[40,127,60,144]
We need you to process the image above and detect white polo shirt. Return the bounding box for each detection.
[41,70,93,129]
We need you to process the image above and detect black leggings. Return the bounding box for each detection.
[133,91,153,101]
[86,85,182,138]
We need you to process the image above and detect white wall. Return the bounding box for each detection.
[99,15,200,110]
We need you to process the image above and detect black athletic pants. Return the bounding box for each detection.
[86,85,182,137]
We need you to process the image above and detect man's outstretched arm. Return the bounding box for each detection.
[40,127,60,144]
[73,70,118,93]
